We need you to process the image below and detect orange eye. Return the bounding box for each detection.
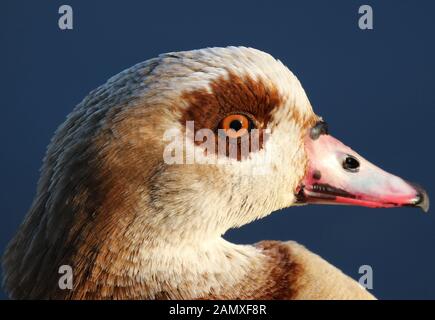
[219,114,253,138]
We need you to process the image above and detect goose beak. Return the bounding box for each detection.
[296,131,429,213]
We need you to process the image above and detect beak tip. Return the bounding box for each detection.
[414,188,430,213]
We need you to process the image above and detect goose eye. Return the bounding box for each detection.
[219,114,253,138]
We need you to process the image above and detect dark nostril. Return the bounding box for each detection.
[343,155,360,172]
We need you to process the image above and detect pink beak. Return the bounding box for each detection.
[296,122,429,212]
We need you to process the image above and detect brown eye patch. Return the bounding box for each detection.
[180,72,282,159]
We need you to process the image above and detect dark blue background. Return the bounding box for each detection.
[1,0,434,299]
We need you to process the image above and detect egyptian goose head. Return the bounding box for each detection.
[2,47,428,300]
